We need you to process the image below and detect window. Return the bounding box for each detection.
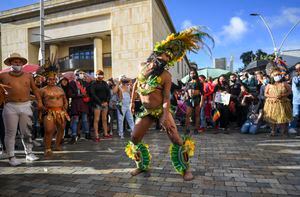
[103,53,112,67]
[69,45,93,60]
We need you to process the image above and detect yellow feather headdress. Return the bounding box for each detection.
[154,26,214,66]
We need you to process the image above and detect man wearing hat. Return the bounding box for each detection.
[0,52,43,166]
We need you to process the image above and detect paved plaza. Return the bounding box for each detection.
[0,128,300,197]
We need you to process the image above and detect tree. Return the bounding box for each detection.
[240,51,255,66]
[255,49,268,61]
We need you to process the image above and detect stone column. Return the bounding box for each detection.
[49,44,58,65]
[93,38,103,73]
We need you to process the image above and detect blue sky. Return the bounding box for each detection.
[164,0,300,70]
[1,0,300,70]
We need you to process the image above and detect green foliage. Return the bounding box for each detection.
[240,49,275,69]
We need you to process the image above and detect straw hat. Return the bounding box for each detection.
[4,53,28,66]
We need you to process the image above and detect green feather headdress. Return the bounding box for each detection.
[154,26,214,66]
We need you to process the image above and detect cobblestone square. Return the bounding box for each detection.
[1,128,300,197]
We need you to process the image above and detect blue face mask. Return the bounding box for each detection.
[274,75,282,82]
[263,79,269,85]
[242,79,248,84]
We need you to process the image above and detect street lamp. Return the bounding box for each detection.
[251,13,300,58]
[40,0,45,66]
[250,13,278,57]
[278,19,300,55]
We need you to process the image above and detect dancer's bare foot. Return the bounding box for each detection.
[130,168,145,176]
[183,169,194,181]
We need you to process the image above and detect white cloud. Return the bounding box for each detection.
[181,20,193,30]
[268,7,300,28]
[216,17,248,45]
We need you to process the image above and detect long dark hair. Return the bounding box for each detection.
[188,67,200,82]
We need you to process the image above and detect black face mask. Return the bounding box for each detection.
[231,79,236,83]
[191,75,197,80]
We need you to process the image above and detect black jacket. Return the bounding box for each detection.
[90,80,111,106]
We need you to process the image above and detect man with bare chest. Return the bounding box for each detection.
[125,27,213,181]
[0,53,42,166]
[40,74,69,158]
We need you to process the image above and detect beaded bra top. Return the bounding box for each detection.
[136,63,163,96]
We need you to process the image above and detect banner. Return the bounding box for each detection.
[214,92,230,105]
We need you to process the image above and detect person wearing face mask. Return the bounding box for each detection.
[107,78,121,135]
[289,63,300,135]
[258,74,270,113]
[0,53,43,166]
[90,70,111,142]
[228,73,242,127]
[263,68,292,137]
[184,68,204,135]
[213,75,230,133]
[116,75,135,139]
[68,69,90,144]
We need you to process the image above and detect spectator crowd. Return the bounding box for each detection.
[0,57,300,166]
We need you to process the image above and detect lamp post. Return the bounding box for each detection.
[251,13,300,58]
[250,13,278,57]
[40,0,45,66]
[278,19,300,55]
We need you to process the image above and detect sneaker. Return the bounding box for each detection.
[288,128,297,134]
[103,135,112,139]
[70,136,78,144]
[64,134,71,139]
[94,137,100,143]
[26,153,39,161]
[32,140,41,147]
[85,133,92,140]
[198,128,205,133]
[120,135,124,139]
[0,152,9,160]
[9,157,22,166]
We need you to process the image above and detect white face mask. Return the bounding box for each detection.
[97,75,104,78]
[274,75,282,82]
[78,73,84,79]
[11,65,22,72]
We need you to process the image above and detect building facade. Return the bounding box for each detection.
[213,57,226,70]
[281,49,300,68]
[0,0,189,82]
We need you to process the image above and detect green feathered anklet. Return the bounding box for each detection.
[125,141,151,171]
[169,136,195,175]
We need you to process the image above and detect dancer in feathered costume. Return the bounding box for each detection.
[38,62,70,158]
[125,27,214,181]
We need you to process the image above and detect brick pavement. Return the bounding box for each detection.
[0,128,300,197]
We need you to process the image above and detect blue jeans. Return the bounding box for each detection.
[290,104,300,129]
[71,113,89,137]
[200,105,206,128]
[117,106,134,137]
[241,120,258,134]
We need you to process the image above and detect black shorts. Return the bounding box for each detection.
[185,96,201,108]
